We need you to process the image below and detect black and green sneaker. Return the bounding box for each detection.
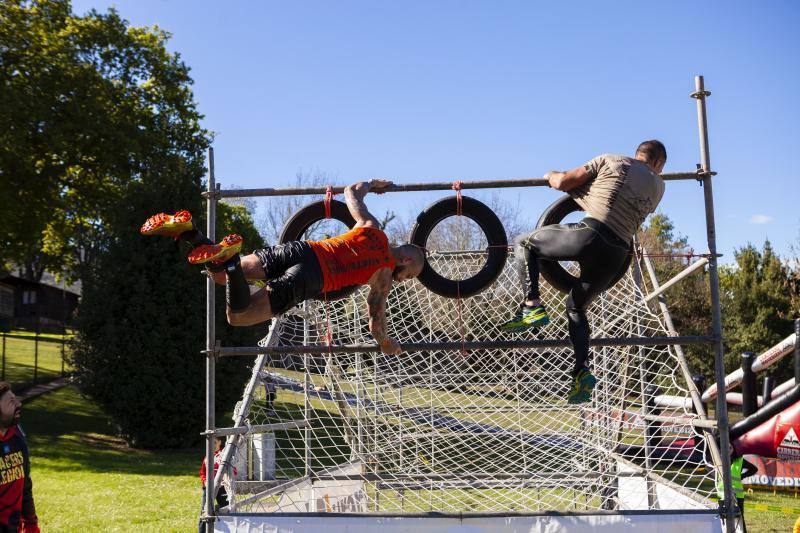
[567,368,597,404]
[500,304,550,332]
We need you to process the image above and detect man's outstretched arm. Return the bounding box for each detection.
[367,269,400,355]
[344,179,392,228]
[546,166,592,192]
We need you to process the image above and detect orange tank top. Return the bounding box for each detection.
[308,226,396,292]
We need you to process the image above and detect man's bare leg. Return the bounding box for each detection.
[227,288,274,326]
[207,254,268,285]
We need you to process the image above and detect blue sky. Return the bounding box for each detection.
[73,1,800,262]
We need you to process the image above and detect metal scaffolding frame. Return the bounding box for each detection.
[200,75,736,532]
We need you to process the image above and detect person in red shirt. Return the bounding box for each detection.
[141,180,425,355]
[199,437,237,533]
[0,382,38,533]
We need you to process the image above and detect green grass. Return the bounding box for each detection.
[0,333,69,388]
[23,385,200,532]
[17,378,800,531]
[744,490,800,532]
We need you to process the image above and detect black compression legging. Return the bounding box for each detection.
[515,218,629,376]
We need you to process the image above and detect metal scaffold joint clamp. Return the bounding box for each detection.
[690,90,711,99]
[201,189,222,200]
[201,341,222,358]
[694,164,717,184]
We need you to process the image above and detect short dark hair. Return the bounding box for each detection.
[636,140,667,165]
[0,382,10,402]
[398,244,426,263]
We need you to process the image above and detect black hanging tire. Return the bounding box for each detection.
[409,195,508,299]
[535,195,632,294]
[279,199,360,301]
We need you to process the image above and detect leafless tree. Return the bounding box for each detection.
[385,191,531,251]
[256,169,340,244]
[256,172,531,253]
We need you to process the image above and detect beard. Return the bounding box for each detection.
[392,264,407,281]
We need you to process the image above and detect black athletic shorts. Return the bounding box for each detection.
[252,241,324,315]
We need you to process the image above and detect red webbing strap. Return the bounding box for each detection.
[323,292,333,356]
[452,180,463,216]
[324,185,334,219]
[450,180,466,355]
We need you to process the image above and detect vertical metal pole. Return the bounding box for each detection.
[1,334,5,381]
[33,332,38,384]
[632,253,657,509]
[640,251,725,469]
[693,75,735,532]
[61,288,66,377]
[61,331,65,377]
[204,147,217,532]
[214,318,281,513]
[303,301,311,478]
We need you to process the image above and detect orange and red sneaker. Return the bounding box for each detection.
[140,210,194,237]
[188,234,243,264]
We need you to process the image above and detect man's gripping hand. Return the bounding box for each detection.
[380,337,401,355]
[367,178,393,194]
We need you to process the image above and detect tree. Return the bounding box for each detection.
[71,194,266,448]
[258,170,337,244]
[0,0,208,280]
[0,1,264,447]
[638,213,714,377]
[258,170,402,244]
[384,191,530,248]
[720,241,795,381]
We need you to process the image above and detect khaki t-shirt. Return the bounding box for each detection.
[568,154,665,243]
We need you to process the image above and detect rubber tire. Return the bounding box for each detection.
[409,195,508,299]
[535,195,632,294]
[279,199,360,301]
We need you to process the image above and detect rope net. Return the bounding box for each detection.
[220,248,716,514]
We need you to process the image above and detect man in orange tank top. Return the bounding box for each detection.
[141,180,425,355]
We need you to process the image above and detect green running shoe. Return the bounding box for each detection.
[567,368,597,404]
[500,304,550,332]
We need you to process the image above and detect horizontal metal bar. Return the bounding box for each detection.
[377,479,609,491]
[639,414,717,429]
[311,472,630,482]
[222,509,721,518]
[385,405,578,413]
[388,430,580,440]
[220,507,719,516]
[212,172,701,199]
[644,258,708,303]
[210,421,309,437]
[219,335,715,356]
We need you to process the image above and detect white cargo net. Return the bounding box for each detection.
[221,248,716,515]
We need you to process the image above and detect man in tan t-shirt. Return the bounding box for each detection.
[501,140,667,404]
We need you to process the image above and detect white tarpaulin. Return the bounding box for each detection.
[272,462,366,513]
[215,513,722,532]
[616,460,709,510]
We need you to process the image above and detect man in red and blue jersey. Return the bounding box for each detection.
[0,382,38,533]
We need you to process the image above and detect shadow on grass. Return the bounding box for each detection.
[22,385,199,476]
